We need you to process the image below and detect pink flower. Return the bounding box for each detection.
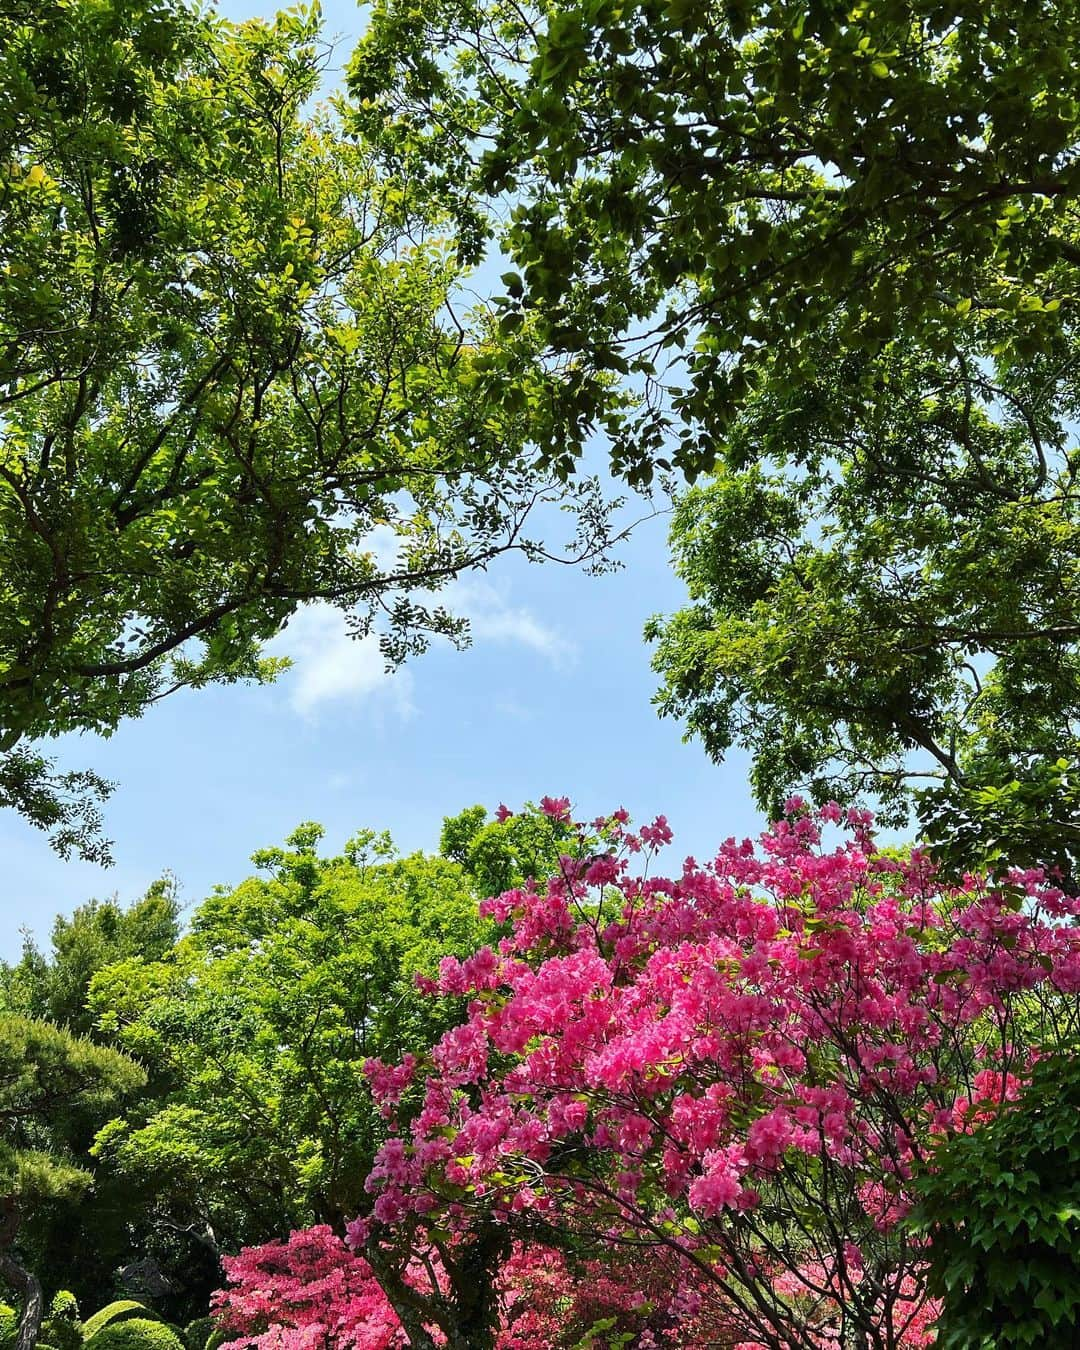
[360,801,1077,1350]
[538,795,572,821]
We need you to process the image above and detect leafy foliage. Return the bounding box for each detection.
[0,1018,144,1350]
[0,0,618,857]
[910,1051,1080,1347]
[360,800,1080,1347]
[83,1322,184,1350]
[352,0,1080,477]
[647,359,1080,881]
[89,825,493,1249]
[0,1016,145,1200]
[439,799,587,899]
[79,1308,161,1344]
[0,884,180,1038]
[350,0,1080,877]
[0,888,183,1311]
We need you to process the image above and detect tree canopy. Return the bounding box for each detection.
[89,823,493,1249]
[0,1016,144,1350]
[0,0,617,860]
[351,0,1080,875]
[0,883,180,1039]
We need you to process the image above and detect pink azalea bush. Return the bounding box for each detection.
[213,1226,739,1348]
[357,799,1080,1349]
[212,1226,408,1350]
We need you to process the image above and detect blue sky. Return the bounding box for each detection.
[0,0,763,959]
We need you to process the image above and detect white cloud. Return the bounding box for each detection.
[442,578,574,669]
[272,575,570,717]
[271,604,415,719]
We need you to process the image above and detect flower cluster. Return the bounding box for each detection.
[213,1228,736,1349]
[361,801,1080,1347]
[212,1226,409,1350]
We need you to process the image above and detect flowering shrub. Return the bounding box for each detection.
[212,1227,408,1350]
[359,799,1080,1348]
[212,1228,737,1349]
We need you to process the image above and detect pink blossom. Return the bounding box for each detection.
[358,801,1079,1349]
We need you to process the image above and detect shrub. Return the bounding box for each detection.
[81,1305,161,1342]
[83,1319,184,1350]
[181,1320,216,1350]
[911,1052,1080,1347]
[0,1305,17,1350]
[361,799,1080,1348]
[41,1292,81,1350]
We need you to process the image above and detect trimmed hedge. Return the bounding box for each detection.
[81,1305,162,1342]
[84,1320,185,1350]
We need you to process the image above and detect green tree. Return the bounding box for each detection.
[646,404,1080,880]
[0,888,182,1314]
[0,883,180,1037]
[0,1017,144,1350]
[0,0,616,860]
[438,800,582,898]
[351,0,1080,875]
[910,1052,1080,1347]
[89,824,492,1250]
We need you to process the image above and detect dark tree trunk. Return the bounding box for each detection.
[438,1220,507,1350]
[363,1243,441,1350]
[365,1218,508,1350]
[0,1249,44,1350]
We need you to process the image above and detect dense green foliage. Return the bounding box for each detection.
[82,1320,183,1350]
[911,1053,1080,1347]
[37,1288,81,1350]
[29,1298,183,1350]
[0,1017,145,1205]
[438,801,580,898]
[0,0,616,860]
[351,0,1080,877]
[0,805,571,1321]
[0,891,185,1315]
[0,1018,144,1350]
[0,1305,18,1348]
[352,0,1080,475]
[79,1307,161,1343]
[648,442,1080,880]
[89,823,493,1244]
[1,885,180,1039]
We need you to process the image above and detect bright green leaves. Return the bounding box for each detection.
[910,1053,1080,1347]
[88,826,493,1244]
[0,0,617,859]
[650,333,1080,877]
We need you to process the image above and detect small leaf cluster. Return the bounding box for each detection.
[910,1051,1080,1347]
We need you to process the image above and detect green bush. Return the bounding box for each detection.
[81,1305,161,1341]
[0,1305,17,1350]
[49,1294,79,1323]
[83,1320,185,1350]
[911,1052,1080,1347]
[41,1291,82,1350]
[180,1320,215,1350]
[41,1320,80,1350]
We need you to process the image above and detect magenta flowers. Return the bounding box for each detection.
[360,800,1080,1348]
